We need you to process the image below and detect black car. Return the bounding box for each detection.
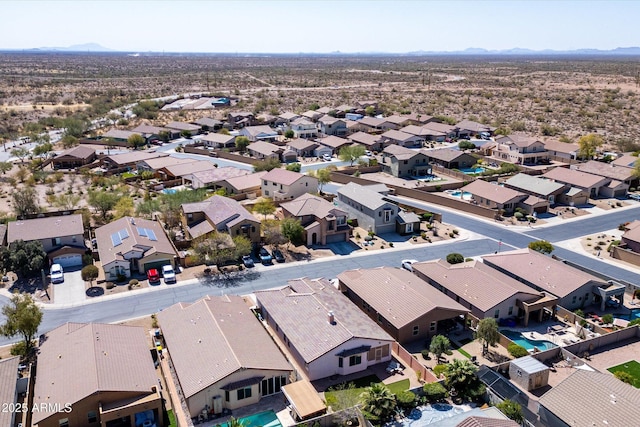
[272,248,285,263]
[242,255,255,268]
[259,247,273,264]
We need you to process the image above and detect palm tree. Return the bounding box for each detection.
[227,417,245,427]
[360,383,396,424]
[444,359,484,400]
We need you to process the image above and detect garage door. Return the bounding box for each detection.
[326,233,348,244]
[142,260,172,273]
[53,254,83,268]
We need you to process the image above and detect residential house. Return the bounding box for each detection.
[0,357,20,427]
[278,111,301,125]
[247,141,283,160]
[356,100,379,111]
[338,267,469,344]
[51,145,97,169]
[380,144,432,178]
[384,115,414,128]
[137,156,195,175]
[290,118,319,139]
[503,173,588,206]
[287,139,320,158]
[181,195,261,244]
[193,117,223,131]
[317,135,352,154]
[482,248,621,311]
[317,116,347,136]
[422,122,457,141]
[132,124,179,140]
[316,106,334,115]
[256,113,277,125]
[356,117,399,133]
[255,277,394,381]
[216,171,267,196]
[32,323,164,427]
[95,216,177,280]
[7,214,86,267]
[261,168,318,201]
[301,110,324,122]
[101,129,142,143]
[336,182,404,234]
[427,148,477,170]
[396,211,421,235]
[401,113,436,125]
[454,120,496,138]
[572,160,638,189]
[542,167,610,198]
[160,160,216,183]
[201,132,236,148]
[348,131,385,152]
[464,179,549,214]
[490,134,549,165]
[400,125,437,140]
[227,112,256,128]
[280,193,350,245]
[166,121,202,135]
[538,370,640,427]
[381,129,425,148]
[102,151,169,170]
[240,125,279,142]
[157,295,293,418]
[184,166,250,190]
[620,220,640,253]
[335,104,356,116]
[611,154,639,169]
[412,259,556,326]
[543,139,580,161]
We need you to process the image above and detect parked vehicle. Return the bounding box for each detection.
[147,268,161,283]
[401,259,419,272]
[242,255,255,268]
[272,248,285,263]
[162,265,176,283]
[259,247,273,264]
[322,154,332,161]
[365,150,373,157]
[50,263,64,284]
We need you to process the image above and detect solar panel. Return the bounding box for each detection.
[111,232,122,246]
[120,229,129,239]
[147,229,157,241]
[137,227,147,237]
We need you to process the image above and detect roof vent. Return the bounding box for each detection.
[328,311,336,325]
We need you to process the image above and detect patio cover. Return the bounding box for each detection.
[282,380,327,421]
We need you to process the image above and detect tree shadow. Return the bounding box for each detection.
[196,270,261,288]
[86,287,104,298]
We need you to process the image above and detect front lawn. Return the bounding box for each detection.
[607,360,640,388]
[325,377,410,411]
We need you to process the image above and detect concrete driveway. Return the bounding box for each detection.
[52,268,87,305]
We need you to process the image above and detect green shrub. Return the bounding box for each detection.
[433,364,447,377]
[396,390,416,408]
[602,313,614,324]
[574,309,585,318]
[106,282,115,290]
[421,350,431,360]
[423,382,447,402]
[508,343,529,358]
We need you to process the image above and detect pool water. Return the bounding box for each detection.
[402,404,469,427]
[460,167,486,174]
[221,410,281,427]
[162,188,177,194]
[501,330,557,351]
[448,191,473,201]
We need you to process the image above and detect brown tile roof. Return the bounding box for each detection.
[611,154,639,168]
[141,156,196,170]
[622,220,640,244]
[482,248,608,298]
[104,151,168,166]
[337,267,468,328]
[0,357,19,427]
[538,370,640,427]
[287,139,319,151]
[412,259,543,312]
[132,124,170,134]
[422,122,455,134]
[243,125,278,137]
[542,139,579,155]
[382,129,419,142]
[318,115,344,125]
[223,171,267,192]
[572,160,635,181]
[247,141,283,156]
[455,120,496,133]
[382,144,422,160]
[348,131,383,147]
[262,168,308,186]
[495,133,542,148]
[57,145,96,159]
[8,214,84,243]
[384,115,412,125]
[189,166,250,185]
[542,166,608,188]
[358,117,386,127]
[157,295,292,399]
[32,323,159,424]
[426,148,469,162]
[166,121,201,132]
[464,179,526,205]
[505,173,566,196]
[201,132,235,145]
[457,416,519,427]
[182,195,259,237]
[194,117,222,127]
[102,129,141,140]
[280,193,347,219]
[255,277,393,363]
[279,111,300,120]
[95,216,177,265]
[317,135,350,149]
[163,160,216,178]
[400,125,433,137]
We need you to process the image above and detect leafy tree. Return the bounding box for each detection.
[458,140,476,150]
[285,162,301,172]
[614,371,635,385]
[360,383,396,424]
[135,199,161,219]
[0,293,43,358]
[62,116,88,138]
[633,158,640,178]
[12,187,40,218]
[61,134,78,148]
[396,390,416,409]
[507,343,529,358]
[364,105,376,116]
[0,161,13,174]
[429,335,451,363]
[81,265,99,287]
[253,158,281,172]
[281,218,305,246]
[33,142,53,159]
[235,136,250,152]
[496,399,524,423]
[158,131,170,143]
[193,233,249,267]
[475,318,500,356]
[180,130,192,139]
[127,134,146,150]
[577,133,604,160]
[11,147,30,163]
[446,253,464,264]
[114,196,134,219]
[444,359,484,400]
[528,240,554,254]
[284,129,295,139]
[53,194,81,211]
[15,166,29,183]
[602,313,614,324]
[423,382,447,402]
[310,168,332,193]
[0,239,47,277]
[253,198,276,219]
[88,190,119,220]
[339,145,366,166]
[159,188,208,228]
[629,318,640,327]
[263,220,288,247]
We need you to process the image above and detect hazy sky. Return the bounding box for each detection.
[2,1,639,53]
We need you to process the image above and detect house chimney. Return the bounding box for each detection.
[328,311,335,325]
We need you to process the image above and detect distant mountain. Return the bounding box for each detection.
[31,43,113,52]
[407,46,640,56]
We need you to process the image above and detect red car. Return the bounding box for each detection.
[147,268,160,283]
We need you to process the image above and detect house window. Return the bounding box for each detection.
[72,236,77,243]
[265,190,269,196]
[187,213,193,219]
[52,237,61,246]
[225,390,230,402]
[328,221,334,230]
[430,321,437,332]
[337,216,346,225]
[508,306,513,316]
[494,309,500,319]
[403,160,408,165]
[383,209,392,223]
[413,325,419,335]
[59,419,69,427]
[572,296,577,304]
[237,386,252,400]
[349,355,362,366]
[252,226,256,232]
[88,411,98,423]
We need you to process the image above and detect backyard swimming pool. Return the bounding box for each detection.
[459,167,486,175]
[221,410,281,427]
[401,403,469,427]
[501,330,557,351]
[446,190,473,201]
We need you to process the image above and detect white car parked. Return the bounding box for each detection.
[401,259,419,272]
[322,154,332,162]
[50,264,64,284]
[162,265,177,284]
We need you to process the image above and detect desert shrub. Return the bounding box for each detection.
[106,282,115,289]
[129,279,139,287]
[396,390,416,409]
[508,343,529,358]
[423,382,447,402]
[446,253,464,264]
